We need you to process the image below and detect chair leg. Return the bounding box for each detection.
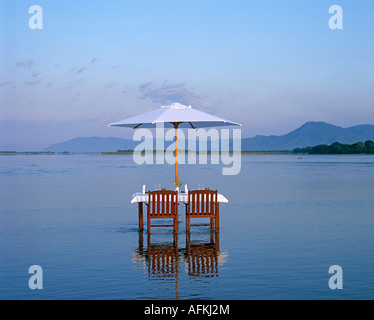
[215,204,220,233]
[175,217,178,234]
[185,204,189,233]
[186,217,190,233]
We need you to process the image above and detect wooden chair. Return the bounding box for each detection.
[185,190,219,233]
[147,190,179,233]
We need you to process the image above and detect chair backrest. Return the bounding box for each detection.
[187,190,218,216]
[148,190,178,217]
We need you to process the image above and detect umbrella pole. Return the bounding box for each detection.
[174,123,178,184]
[171,122,182,185]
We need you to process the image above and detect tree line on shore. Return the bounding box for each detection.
[117,140,374,154]
[3,141,374,155]
[293,140,374,154]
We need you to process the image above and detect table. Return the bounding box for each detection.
[131,192,228,231]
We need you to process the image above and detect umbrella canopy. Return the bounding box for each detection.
[108,102,241,129]
[108,102,241,184]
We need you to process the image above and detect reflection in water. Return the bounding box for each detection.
[184,232,220,278]
[134,231,226,299]
[146,233,179,299]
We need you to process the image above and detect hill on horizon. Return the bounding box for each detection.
[42,137,138,153]
[241,121,374,151]
[42,121,374,153]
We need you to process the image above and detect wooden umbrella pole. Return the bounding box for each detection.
[171,122,182,185]
[174,123,178,184]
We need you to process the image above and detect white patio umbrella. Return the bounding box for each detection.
[108,102,241,184]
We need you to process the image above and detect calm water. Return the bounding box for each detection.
[1,154,373,300]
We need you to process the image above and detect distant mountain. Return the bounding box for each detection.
[42,137,137,153]
[241,122,374,150]
[42,122,374,152]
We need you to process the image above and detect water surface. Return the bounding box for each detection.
[1,154,373,299]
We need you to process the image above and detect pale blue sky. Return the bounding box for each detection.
[1,0,374,150]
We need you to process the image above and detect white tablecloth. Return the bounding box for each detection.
[131,192,228,204]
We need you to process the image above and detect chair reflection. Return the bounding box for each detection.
[135,231,223,292]
[145,233,180,280]
[136,232,180,299]
[184,232,220,278]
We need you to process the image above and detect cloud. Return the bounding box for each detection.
[76,66,87,74]
[25,79,42,85]
[70,91,81,102]
[31,71,41,78]
[16,60,34,68]
[104,81,116,88]
[138,81,201,105]
[121,85,129,94]
[0,81,10,87]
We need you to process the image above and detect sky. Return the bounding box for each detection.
[1,0,374,150]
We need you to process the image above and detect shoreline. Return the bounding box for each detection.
[0,151,292,156]
[0,152,100,156]
[1,151,372,156]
